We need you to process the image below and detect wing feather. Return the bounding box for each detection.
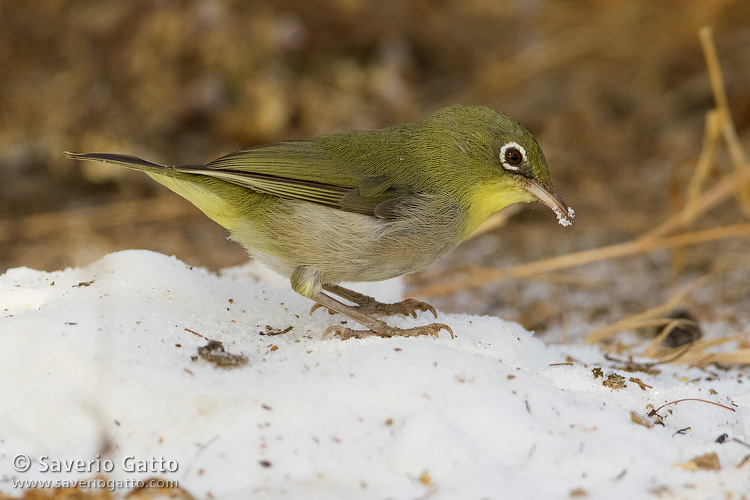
[175,168,351,209]
[174,141,405,217]
[68,142,413,219]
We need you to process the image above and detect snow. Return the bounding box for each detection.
[554,206,575,227]
[1,250,748,499]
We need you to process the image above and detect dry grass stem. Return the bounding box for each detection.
[699,27,750,215]
[641,319,698,358]
[651,336,748,367]
[640,173,743,240]
[685,110,721,225]
[584,279,701,345]
[699,28,730,119]
[585,275,750,366]
[695,349,750,366]
[640,28,750,238]
[414,223,750,298]
[578,29,750,366]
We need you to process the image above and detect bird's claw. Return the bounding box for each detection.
[311,298,438,319]
[371,298,438,319]
[323,322,454,340]
[322,326,373,340]
[310,303,334,315]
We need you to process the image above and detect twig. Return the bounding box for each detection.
[649,398,735,418]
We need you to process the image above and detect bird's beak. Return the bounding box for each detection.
[521,178,575,227]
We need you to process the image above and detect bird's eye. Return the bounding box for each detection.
[499,142,526,171]
[504,148,523,166]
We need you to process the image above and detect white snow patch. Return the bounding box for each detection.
[0,250,747,499]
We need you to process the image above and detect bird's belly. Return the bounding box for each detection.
[229,198,464,284]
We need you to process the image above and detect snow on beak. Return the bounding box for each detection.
[522,178,575,227]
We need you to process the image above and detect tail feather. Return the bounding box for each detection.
[64,151,251,230]
[64,152,168,173]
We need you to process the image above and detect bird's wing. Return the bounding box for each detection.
[175,141,409,218]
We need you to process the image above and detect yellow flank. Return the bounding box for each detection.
[462,180,534,237]
[146,173,239,230]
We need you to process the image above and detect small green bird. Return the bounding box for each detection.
[66,105,573,339]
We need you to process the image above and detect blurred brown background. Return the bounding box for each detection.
[2,0,749,338]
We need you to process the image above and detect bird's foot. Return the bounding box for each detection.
[311,297,437,319]
[323,322,453,340]
[360,298,438,318]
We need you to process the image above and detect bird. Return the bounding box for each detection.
[66,105,573,339]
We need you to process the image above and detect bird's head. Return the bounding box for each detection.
[439,105,574,232]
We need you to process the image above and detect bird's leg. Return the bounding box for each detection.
[310,284,438,319]
[310,291,453,340]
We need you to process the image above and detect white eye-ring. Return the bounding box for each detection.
[500,142,526,171]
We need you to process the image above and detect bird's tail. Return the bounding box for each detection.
[65,151,245,230]
[64,152,172,174]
